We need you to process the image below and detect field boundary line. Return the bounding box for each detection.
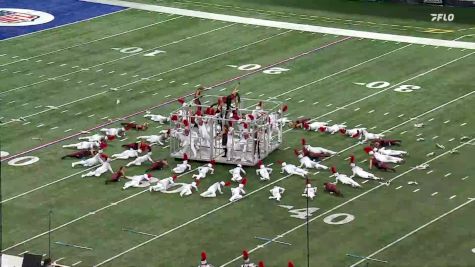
[0,9,128,42]
[0,15,183,67]
[82,0,475,49]
[350,198,475,266]
[1,36,350,162]
[219,139,475,266]
[0,21,234,96]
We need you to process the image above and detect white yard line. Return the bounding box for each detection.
[349,198,474,267]
[220,141,475,267]
[0,22,236,96]
[0,29,289,125]
[82,0,475,49]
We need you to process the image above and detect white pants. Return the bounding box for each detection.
[200,190,218,198]
[229,194,243,202]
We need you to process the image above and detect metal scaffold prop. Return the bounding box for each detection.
[169,92,286,166]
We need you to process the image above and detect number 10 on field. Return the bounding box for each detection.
[354,81,421,93]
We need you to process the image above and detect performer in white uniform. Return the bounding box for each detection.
[123,173,153,190]
[331,166,361,188]
[229,178,247,202]
[230,164,246,182]
[200,181,231,198]
[126,152,154,167]
[192,163,215,180]
[63,141,99,150]
[256,161,273,181]
[302,181,317,200]
[280,162,308,178]
[81,158,113,178]
[111,148,139,160]
[297,154,328,170]
[173,154,192,174]
[144,113,169,124]
[269,186,285,201]
[348,155,381,180]
[180,181,199,197]
[301,139,336,155]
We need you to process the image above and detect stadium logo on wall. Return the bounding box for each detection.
[0,8,54,26]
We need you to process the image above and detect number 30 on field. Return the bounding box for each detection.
[356,81,421,93]
[228,64,290,75]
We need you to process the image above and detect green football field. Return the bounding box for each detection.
[1,1,474,267]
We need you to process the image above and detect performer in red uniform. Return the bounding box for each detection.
[122,141,151,153]
[371,139,401,147]
[120,122,149,131]
[61,149,96,159]
[324,182,343,197]
[370,157,396,172]
[146,159,169,172]
[105,166,126,184]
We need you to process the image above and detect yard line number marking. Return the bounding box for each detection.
[111,47,166,57]
[227,63,290,75]
[279,205,355,224]
[354,81,422,93]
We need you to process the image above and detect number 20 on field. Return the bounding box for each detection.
[355,81,421,93]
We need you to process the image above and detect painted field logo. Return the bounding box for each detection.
[430,13,454,22]
[0,8,54,26]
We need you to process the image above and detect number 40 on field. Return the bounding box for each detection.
[354,81,421,93]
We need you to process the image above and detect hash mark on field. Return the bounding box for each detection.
[50,126,58,130]
[26,72,33,76]
[398,114,404,118]
[298,100,305,103]
[460,122,467,126]
[77,81,82,84]
[88,114,95,118]
[60,110,68,113]
[444,173,452,177]
[219,88,227,91]
[313,101,319,105]
[432,136,439,140]
[245,92,252,95]
[75,112,82,116]
[47,62,55,65]
[132,75,139,78]
[139,91,146,94]
[96,69,103,72]
[126,89,132,92]
[258,94,265,97]
[88,82,95,86]
[285,97,292,101]
[60,64,67,67]
[413,188,420,193]
[326,119,333,123]
[283,146,290,151]
[120,72,127,76]
[354,107,360,111]
[22,122,31,125]
[101,85,108,88]
[156,78,163,82]
[326,103,333,107]
[426,170,434,174]
[431,192,438,196]
[428,118,435,122]
[416,133,423,137]
[36,124,44,128]
[395,186,402,190]
[449,195,456,200]
[448,138,455,142]
[182,82,189,86]
[35,60,42,63]
[152,93,158,96]
[64,79,70,82]
[368,109,374,114]
[370,126,377,130]
[313,171,320,175]
[64,128,72,133]
[400,131,407,135]
[8,100,16,104]
[164,95,171,98]
[362,180,369,184]
[444,120,450,124]
[72,261,82,266]
[360,159,368,163]
[21,103,29,106]
[169,80,175,84]
[34,105,42,108]
[101,116,109,120]
[72,65,79,69]
[462,176,469,180]
[109,71,115,74]
[384,112,390,116]
[13,70,21,74]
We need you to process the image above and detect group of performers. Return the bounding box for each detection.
[198,250,295,267]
